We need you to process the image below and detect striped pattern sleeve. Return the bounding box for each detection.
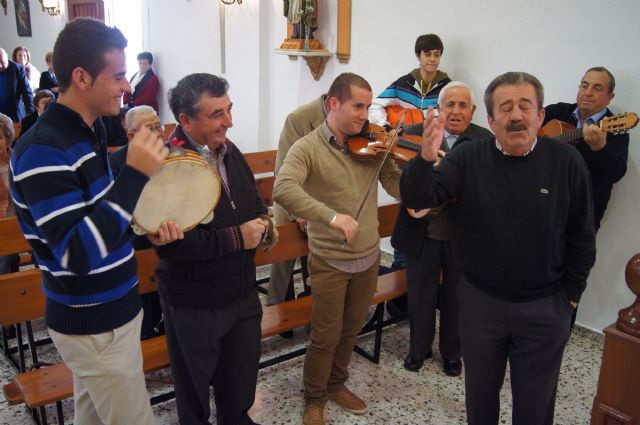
[11,141,149,275]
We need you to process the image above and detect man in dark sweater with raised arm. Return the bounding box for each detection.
[401,72,596,425]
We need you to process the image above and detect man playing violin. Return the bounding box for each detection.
[273,72,402,425]
[544,67,629,231]
[391,81,492,376]
[402,72,595,425]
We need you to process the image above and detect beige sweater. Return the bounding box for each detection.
[273,124,401,260]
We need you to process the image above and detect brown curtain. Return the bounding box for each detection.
[66,0,104,22]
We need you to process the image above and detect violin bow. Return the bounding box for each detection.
[342,110,407,247]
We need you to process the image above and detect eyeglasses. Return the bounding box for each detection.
[130,123,164,136]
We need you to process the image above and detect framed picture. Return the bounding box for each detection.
[14,0,32,37]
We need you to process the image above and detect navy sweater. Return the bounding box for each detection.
[401,137,596,303]
[10,102,149,334]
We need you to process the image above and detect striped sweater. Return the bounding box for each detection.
[9,102,149,334]
[369,69,451,127]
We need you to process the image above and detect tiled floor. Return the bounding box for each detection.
[0,260,604,424]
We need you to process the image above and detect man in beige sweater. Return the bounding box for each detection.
[273,73,401,425]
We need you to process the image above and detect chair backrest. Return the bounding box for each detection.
[0,269,44,326]
[162,123,177,141]
[0,218,31,256]
[244,150,277,207]
[244,150,277,175]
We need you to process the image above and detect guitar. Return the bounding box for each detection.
[538,112,638,145]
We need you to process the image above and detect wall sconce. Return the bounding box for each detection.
[220,0,242,4]
[40,0,61,15]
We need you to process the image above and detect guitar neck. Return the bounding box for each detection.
[555,127,583,145]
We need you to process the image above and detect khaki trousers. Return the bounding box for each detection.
[303,251,379,404]
[48,310,155,425]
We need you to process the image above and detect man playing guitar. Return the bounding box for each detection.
[543,67,629,231]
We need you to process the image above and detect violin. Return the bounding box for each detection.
[346,121,447,219]
[346,122,424,166]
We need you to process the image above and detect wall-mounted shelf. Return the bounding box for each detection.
[275,38,332,81]
[274,49,333,58]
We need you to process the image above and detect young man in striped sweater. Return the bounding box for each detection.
[10,19,179,424]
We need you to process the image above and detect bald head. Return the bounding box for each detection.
[0,48,8,71]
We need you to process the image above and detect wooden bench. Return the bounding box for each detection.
[0,218,41,370]
[245,149,277,208]
[1,150,404,423]
[1,335,174,424]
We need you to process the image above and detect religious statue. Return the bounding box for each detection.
[284,0,317,39]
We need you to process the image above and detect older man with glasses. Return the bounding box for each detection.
[126,105,164,139]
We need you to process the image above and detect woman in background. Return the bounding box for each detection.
[12,46,40,92]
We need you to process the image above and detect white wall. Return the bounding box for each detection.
[2,0,639,333]
[0,0,66,71]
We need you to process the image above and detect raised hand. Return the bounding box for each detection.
[420,108,446,162]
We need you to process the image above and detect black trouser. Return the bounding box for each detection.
[158,288,262,425]
[406,238,462,361]
[140,292,163,339]
[457,279,572,425]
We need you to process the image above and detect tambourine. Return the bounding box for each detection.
[132,151,221,235]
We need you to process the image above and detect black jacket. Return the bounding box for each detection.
[392,123,492,260]
[153,125,267,309]
[19,111,38,139]
[543,102,629,230]
[1,60,34,122]
[39,70,59,95]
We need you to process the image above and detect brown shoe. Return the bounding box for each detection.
[327,386,368,414]
[303,403,325,425]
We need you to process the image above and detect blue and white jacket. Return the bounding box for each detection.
[10,102,149,334]
[369,69,451,127]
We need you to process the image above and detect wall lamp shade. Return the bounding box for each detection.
[41,0,61,15]
[220,0,242,4]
